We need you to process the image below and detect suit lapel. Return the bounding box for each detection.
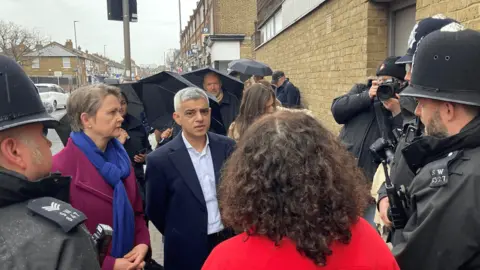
[208,133,224,186]
[168,135,206,209]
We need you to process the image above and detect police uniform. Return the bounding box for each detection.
[376,15,461,246]
[0,55,100,269]
[392,28,480,269]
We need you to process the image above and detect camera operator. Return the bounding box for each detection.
[392,27,480,270]
[375,15,461,241]
[331,56,406,226]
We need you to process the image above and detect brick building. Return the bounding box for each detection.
[180,0,256,72]
[254,0,480,132]
[22,40,87,91]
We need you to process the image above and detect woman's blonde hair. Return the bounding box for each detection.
[67,84,121,132]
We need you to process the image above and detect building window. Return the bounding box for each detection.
[259,8,283,44]
[62,57,71,68]
[32,58,40,69]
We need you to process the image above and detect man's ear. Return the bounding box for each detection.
[173,112,181,126]
[444,102,456,122]
[0,137,26,170]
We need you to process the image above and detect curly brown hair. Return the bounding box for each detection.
[220,110,370,266]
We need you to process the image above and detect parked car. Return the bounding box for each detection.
[35,83,69,111]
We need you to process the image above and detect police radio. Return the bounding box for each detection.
[92,224,113,265]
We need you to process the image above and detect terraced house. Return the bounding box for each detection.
[254,0,480,131]
[179,0,256,72]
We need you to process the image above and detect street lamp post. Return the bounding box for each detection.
[122,0,132,81]
[73,20,80,88]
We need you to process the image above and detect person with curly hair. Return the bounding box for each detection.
[203,111,399,270]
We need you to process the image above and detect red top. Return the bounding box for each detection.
[202,218,399,270]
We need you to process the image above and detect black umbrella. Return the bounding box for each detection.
[182,67,244,101]
[55,113,71,146]
[228,59,273,76]
[111,83,144,121]
[137,71,226,135]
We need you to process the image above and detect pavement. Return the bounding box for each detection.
[48,109,165,265]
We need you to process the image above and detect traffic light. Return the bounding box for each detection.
[107,0,138,22]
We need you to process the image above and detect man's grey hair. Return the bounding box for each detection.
[67,84,121,132]
[174,87,210,112]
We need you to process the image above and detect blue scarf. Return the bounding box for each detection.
[70,131,134,258]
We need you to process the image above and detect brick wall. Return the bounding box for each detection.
[254,0,388,132]
[22,56,87,85]
[417,0,480,30]
[214,0,257,59]
[215,0,256,36]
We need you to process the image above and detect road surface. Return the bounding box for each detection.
[48,109,165,264]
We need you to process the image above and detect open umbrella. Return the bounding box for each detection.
[182,67,244,101]
[55,113,71,146]
[228,59,273,76]
[137,71,226,135]
[111,83,144,121]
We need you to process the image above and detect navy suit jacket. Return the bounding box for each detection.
[145,132,236,270]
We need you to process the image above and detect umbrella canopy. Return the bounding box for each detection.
[182,67,244,101]
[137,71,226,135]
[111,83,144,121]
[55,113,71,146]
[228,59,273,76]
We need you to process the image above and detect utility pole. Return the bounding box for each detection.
[178,0,182,40]
[123,0,132,81]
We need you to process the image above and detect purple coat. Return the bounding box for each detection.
[52,139,150,270]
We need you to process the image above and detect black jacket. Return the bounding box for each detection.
[276,79,301,108]
[331,83,402,181]
[0,170,100,270]
[377,117,422,245]
[393,116,480,270]
[219,91,240,131]
[122,115,152,179]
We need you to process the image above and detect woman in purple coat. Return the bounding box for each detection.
[52,84,150,270]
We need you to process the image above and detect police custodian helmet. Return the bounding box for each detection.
[400,26,480,107]
[0,55,58,131]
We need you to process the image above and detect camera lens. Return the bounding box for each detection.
[377,84,395,101]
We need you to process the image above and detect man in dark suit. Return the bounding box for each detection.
[145,87,236,270]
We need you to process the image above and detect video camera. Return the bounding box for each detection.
[377,78,407,102]
[369,138,396,165]
[369,137,410,230]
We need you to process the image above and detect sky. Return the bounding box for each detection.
[1,0,199,66]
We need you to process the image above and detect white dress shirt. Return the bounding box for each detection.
[182,133,224,234]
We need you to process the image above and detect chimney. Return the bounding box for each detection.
[35,44,43,51]
[65,39,73,49]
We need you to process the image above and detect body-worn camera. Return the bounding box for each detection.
[377,78,407,102]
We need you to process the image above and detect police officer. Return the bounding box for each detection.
[392,28,480,269]
[376,15,460,240]
[0,55,101,269]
